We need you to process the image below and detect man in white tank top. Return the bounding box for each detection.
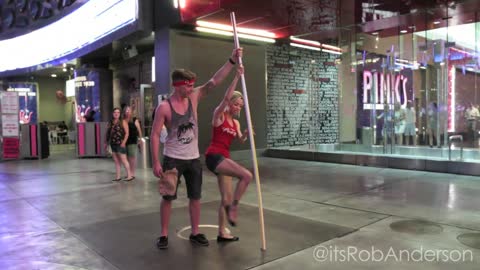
[151,48,243,249]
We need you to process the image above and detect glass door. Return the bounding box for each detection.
[140,84,154,136]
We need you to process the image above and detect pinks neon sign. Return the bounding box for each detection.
[362,70,412,110]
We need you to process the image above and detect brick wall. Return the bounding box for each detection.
[266,44,338,147]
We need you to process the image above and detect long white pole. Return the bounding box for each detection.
[230,12,266,251]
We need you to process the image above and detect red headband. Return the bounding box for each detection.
[172,79,195,87]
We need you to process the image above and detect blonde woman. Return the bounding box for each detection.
[205,65,252,242]
[123,105,142,179]
[105,107,134,181]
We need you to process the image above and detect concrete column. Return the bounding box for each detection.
[154,27,171,106]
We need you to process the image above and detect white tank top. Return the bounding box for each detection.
[163,98,199,160]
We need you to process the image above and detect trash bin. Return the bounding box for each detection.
[138,137,152,168]
[362,127,373,145]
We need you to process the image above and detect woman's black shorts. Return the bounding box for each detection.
[205,153,225,175]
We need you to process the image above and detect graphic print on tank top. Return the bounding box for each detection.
[166,98,197,146]
[177,121,195,144]
[221,123,237,137]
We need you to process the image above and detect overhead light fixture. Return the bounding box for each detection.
[372,32,378,35]
[196,20,276,38]
[289,36,342,55]
[321,43,342,52]
[395,60,419,69]
[51,74,57,77]
[152,56,155,82]
[290,36,320,46]
[400,30,408,34]
[195,27,276,43]
[433,21,441,25]
[322,49,342,55]
[179,0,186,9]
[172,0,185,9]
[396,59,409,63]
[237,33,276,43]
[290,42,320,51]
[196,27,233,36]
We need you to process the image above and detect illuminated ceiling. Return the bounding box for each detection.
[415,22,480,51]
[175,0,480,42]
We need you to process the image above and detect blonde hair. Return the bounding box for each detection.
[226,91,244,117]
[230,91,243,103]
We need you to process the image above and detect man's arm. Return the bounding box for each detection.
[195,48,243,101]
[150,103,168,178]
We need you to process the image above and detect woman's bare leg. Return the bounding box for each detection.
[217,175,233,237]
[112,153,122,180]
[215,158,252,224]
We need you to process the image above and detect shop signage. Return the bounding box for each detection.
[356,61,414,130]
[1,91,19,114]
[2,114,19,137]
[75,76,95,87]
[362,71,412,110]
[3,137,19,159]
[74,70,101,122]
[8,83,38,124]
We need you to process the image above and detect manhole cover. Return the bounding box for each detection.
[457,233,480,249]
[389,220,443,235]
[176,224,231,240]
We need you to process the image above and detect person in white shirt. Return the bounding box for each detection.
[465,103,479,144]
[393,102,406,145]
[403,101,416,145]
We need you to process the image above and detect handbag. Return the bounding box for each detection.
[106,145,112,156]
[158,168,178,196]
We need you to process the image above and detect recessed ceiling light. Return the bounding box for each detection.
[51,74,57,77]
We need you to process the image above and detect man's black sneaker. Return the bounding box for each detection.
[189,233,209,246]
[156,236,168,249]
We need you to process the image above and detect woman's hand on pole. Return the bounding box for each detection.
[236,65,244,77]
[231,47,243,62]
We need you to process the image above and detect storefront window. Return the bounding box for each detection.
[268,3,480,164]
